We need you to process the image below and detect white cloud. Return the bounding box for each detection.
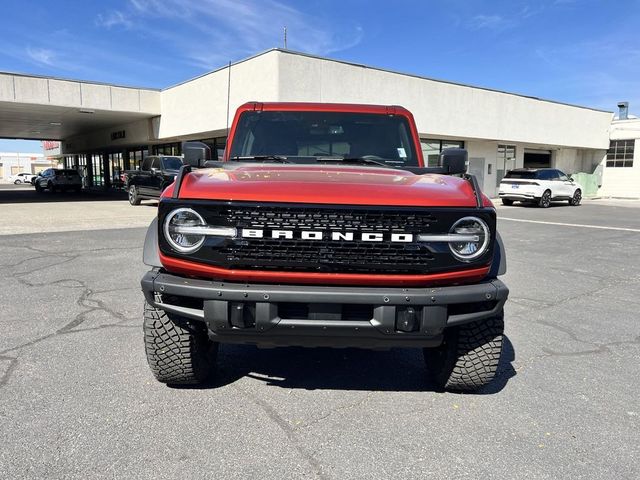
[96,11,133,29]
[469,14,515,31]
[533,36,640,111]
[26,47,56,66]
[96,0,363,69]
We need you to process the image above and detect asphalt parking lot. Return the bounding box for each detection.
[1,193,638,479]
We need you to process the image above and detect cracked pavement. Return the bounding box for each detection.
[1,198,639,479]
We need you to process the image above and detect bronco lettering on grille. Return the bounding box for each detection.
[240,229,414,242]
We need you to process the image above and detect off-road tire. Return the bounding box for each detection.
[424,313,504,392]
[501,199,514,206]
[538,190,551,208]
[129,185,142,205]
[569,189,582,206]
[143,301,217,385]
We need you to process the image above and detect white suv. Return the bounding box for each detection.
[8,172,37,184]
[498,168,582,208]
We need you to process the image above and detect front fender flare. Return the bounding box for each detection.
[489,231,507,277]
[143,217,162,267]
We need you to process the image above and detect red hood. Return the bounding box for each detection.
[164,165,490,208]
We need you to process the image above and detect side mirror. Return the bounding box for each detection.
[440,148,468,175]
[151,167,159,174]
[182,141,212,168]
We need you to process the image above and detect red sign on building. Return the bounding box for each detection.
[42,141,60,151]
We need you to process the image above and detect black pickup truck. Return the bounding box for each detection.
[124,155,184,205]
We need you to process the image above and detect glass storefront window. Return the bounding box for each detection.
[109,152,125,188]
[420,139,464,167]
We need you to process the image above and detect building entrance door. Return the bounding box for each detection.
[496,145,516,195]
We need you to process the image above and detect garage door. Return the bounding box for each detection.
[524,149,551,168]
[11,166,25,175]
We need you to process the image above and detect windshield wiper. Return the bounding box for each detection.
[229,155,292,163]
[313,156,390,168]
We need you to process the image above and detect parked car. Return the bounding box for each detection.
[139,102,509,392]
[124,155,184,205]
[498,168,582,207]
[34,168,82,193]
[30,173,41,185]
[9,172,37,184]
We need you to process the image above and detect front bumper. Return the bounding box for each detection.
[141,270,509,348]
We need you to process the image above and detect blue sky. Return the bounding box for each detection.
[2,0,639,152]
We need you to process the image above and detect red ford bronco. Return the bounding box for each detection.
[141,102,509,392]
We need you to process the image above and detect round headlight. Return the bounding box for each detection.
[164,208,206,253]
[449,216,490,261]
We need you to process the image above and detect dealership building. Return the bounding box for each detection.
[0,48,637,197]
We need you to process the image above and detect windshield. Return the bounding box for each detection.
[504,170,537,179]
[229,110,419,167]
[161,157,183,170]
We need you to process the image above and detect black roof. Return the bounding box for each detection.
[509,167,555,172]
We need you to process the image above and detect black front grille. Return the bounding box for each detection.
[218,239,435,273]
[158,201,496,275]
[222,206,438,232]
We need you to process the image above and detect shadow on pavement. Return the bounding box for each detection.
[0,185,133,204]
[176,335,516,394]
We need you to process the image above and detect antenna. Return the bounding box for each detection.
[283,26,287,49]
[226,60,231,133]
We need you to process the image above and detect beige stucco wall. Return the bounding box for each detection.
[51,49,626,195]
[158,53,280,139]
[0,74,160,113]
[63,118,156,154]
[275,51,613,150]
[598,119,640,198]
[157,50,613,151]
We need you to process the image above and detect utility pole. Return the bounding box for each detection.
[283,26,287,49]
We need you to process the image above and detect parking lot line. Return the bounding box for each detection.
[499,217,640,233]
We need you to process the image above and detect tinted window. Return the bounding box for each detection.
[161,157,183,170]
[60,169,79,175]
[504,170,536,179]
[536,170,557,180]
[151,158,161,170]
[229,110,420,167]
[141,157,153,171]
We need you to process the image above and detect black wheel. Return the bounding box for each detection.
[35,183,43,193]
[569,189,582,206]
[424,313,504,392]
[538,190,551,208]
[128,185,142,205]
[47,181,55,192]
[501,199,514,206]
[143,301,217,385]
[14,179,22,185]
